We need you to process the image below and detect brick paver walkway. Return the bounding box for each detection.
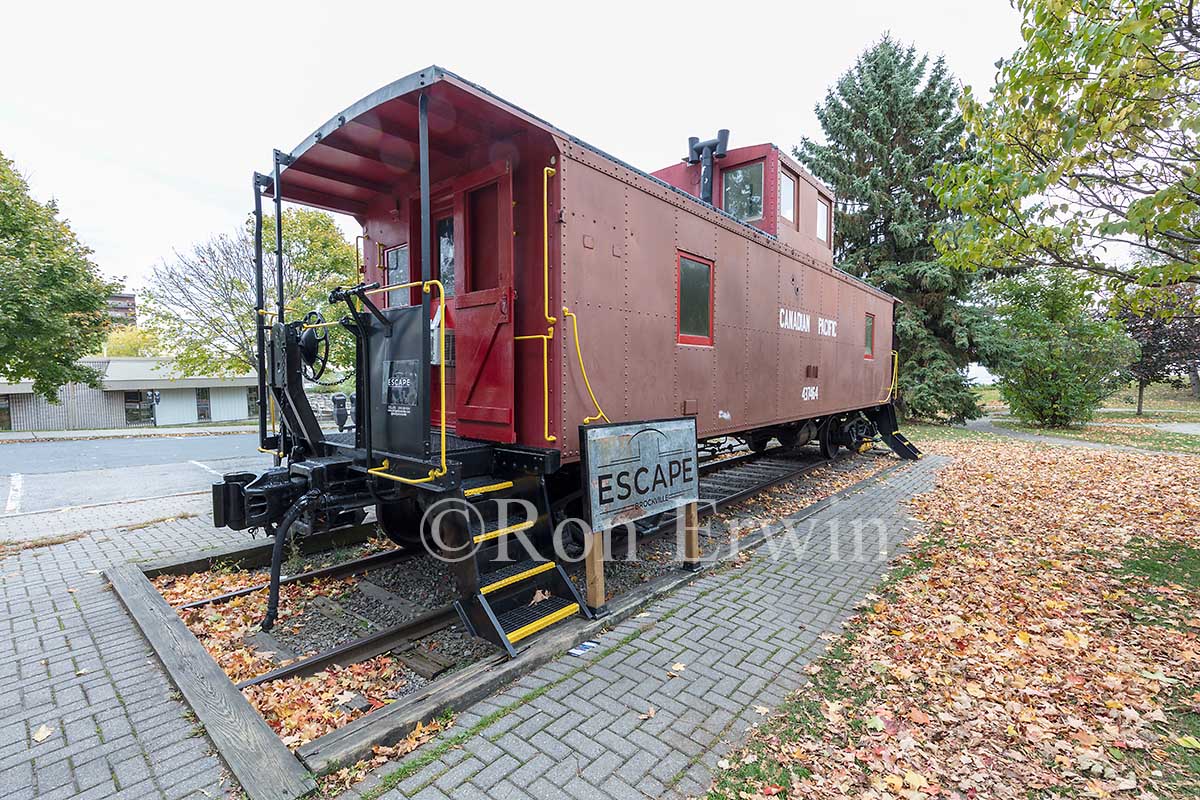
[354,456,944,800]
[0,456,942,800]
[0,494,211,544]
[0,507,241,799]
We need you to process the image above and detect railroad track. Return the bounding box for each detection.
[186,445,869,688]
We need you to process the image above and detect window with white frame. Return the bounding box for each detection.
[722,162,764,222]
[779,170,796,224]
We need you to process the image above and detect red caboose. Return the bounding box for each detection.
[214,66,917,655]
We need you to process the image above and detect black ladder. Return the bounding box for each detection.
[453,475,591,657]
[865,403,922,461]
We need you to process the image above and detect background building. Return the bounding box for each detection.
[0,357,257,431]
[107,292,137,324]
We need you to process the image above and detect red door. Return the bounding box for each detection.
[451,162,517,443]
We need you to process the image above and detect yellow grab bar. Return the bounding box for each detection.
[367,279,448,485]
[364,279,423,298]
[515,327,557,442]
[301,320,342,330]
[541,167,557,326]
[876,350,900,404]
[562,306,610,425]
[507,163,562,444]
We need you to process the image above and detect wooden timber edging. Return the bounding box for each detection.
[297,457,917,775]
[106,563,317,800]
[139,522,376,578]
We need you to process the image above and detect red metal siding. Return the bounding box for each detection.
[556,143,893,461]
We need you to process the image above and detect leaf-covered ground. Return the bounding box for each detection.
[152,536,418,748]
[709,440,1200,799]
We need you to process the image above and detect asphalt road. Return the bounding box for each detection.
[0,433,272,514]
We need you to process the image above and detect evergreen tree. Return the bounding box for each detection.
[796,36,994,422]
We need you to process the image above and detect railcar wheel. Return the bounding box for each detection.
[818,419,839,460]
[375,498,424,549]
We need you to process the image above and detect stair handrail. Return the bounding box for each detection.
[562,305,611,425]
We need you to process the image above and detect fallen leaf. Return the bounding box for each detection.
[908,708,931,725]
[32,725,52,743]
[754,705,770,715]
[638,707,656,720]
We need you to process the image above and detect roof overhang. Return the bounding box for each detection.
[263,66,561,220]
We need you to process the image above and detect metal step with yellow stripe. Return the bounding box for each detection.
[472,519,536,544]
[497,596,580,644]
[479,560,557,595]
[463,480,514,498]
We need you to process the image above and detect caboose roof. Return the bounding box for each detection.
[265,65,894,304]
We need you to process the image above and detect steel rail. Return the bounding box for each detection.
[177,548,412,611]
[235,604,458,689]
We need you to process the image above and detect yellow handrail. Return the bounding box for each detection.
[367,279,448,485]
[301,320,342,330]
[541,167,557,327]
[876,350,900,404]
[509,164,562,443]
[562,306,610,425]
[515,326,556,442]
[258,392,283,458]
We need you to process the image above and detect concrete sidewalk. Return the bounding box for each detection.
[967,415,1189,455]
[0,425,258,444]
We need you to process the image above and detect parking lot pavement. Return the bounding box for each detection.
[0,434,270,516]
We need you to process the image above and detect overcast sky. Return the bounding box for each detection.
[1,0,1023,291]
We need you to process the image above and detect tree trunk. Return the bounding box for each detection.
[1137,382,1146,416]
[1189,362,1200,398]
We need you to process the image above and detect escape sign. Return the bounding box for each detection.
[580,417,699,530]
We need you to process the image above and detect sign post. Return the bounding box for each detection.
[579,417,700,613]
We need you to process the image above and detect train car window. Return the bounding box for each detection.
[467,182,500,292]
[385,245,410,307]
[865,313,875,359]
[779,170,796,224]
[722,162,763,222]
[677,252,714,346]
[436,217,457,299]
[816,196,831,243]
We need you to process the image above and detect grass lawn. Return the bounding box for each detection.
[992,419,1200,455]
[707,439,1200,799]
[1108,381,1200,412]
